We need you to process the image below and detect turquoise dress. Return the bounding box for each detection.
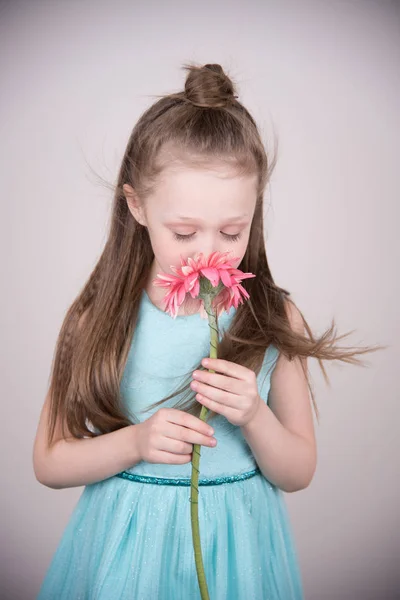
[37,289,304,599]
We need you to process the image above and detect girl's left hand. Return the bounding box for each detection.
[190,358,262,427]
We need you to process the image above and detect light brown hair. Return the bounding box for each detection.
[46,62,385,447]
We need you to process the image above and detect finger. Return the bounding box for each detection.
[201,358,245,379]
[194,382,240,408]
[193,371,245,395]
[156,451,192,464]
[196,393,241,420]
[196,393,226,416]
[167,409,214,436]
[158,435,193,455]
[166,422,217,448]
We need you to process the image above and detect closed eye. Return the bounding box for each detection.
[173,232,241,242]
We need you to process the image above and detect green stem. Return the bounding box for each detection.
[190,295,219,600]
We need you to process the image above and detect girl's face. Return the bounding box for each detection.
[124,164,258,299]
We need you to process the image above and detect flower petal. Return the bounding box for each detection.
[199,267,220,287]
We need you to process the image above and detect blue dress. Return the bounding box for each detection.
[37,289,304,599]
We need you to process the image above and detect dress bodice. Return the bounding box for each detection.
[119,289,279,479]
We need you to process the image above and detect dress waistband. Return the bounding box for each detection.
[115,466,261,486]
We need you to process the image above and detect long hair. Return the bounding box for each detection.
[46,62,385,447]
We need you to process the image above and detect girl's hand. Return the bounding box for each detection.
[191,358,262,427]
[135,408,217,465]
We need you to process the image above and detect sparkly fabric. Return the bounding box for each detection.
[115,466,261,486]
[37,289,304,599]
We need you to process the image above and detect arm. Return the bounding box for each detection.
[33,389,142,489]
[34,425,141,490]
[241,301,317,493]
[241,401,316,493]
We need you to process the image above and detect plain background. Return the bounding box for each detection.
[1,0,399,598]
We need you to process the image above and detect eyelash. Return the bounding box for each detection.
[173,232,242,243]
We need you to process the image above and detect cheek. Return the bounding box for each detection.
[146,230,177,269]
[231,241,248,268]
[158,247,188,274]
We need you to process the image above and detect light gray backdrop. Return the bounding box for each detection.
[1,0,399,598]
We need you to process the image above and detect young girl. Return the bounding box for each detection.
[34,63,380,600]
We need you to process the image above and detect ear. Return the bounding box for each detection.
[122,184,147,227]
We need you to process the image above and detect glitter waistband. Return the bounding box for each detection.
[115,466,261,486]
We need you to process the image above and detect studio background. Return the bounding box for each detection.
[1,1,399,598]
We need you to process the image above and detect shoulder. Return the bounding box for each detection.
[282,297,305,335]
[77,309,89,332]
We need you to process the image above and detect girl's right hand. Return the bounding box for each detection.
[135,408,218,464]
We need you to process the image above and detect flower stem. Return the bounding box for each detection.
[190,294,218,600]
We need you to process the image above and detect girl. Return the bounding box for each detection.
[33,63,381,599]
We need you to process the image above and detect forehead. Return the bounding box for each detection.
[149,166,257,221]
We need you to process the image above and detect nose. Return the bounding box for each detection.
[201,246,215,257]
[197,239,223,258]
[201,246,235,259]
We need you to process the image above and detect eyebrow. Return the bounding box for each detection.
[165,214,249,225]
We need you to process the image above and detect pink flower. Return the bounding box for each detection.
[152,250,256,319]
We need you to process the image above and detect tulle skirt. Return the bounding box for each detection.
[37,468,304,599]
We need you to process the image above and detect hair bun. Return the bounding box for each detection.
[182,63,238,108]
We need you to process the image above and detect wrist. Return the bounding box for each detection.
[129,423,143,465]
[242,395,265,430]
